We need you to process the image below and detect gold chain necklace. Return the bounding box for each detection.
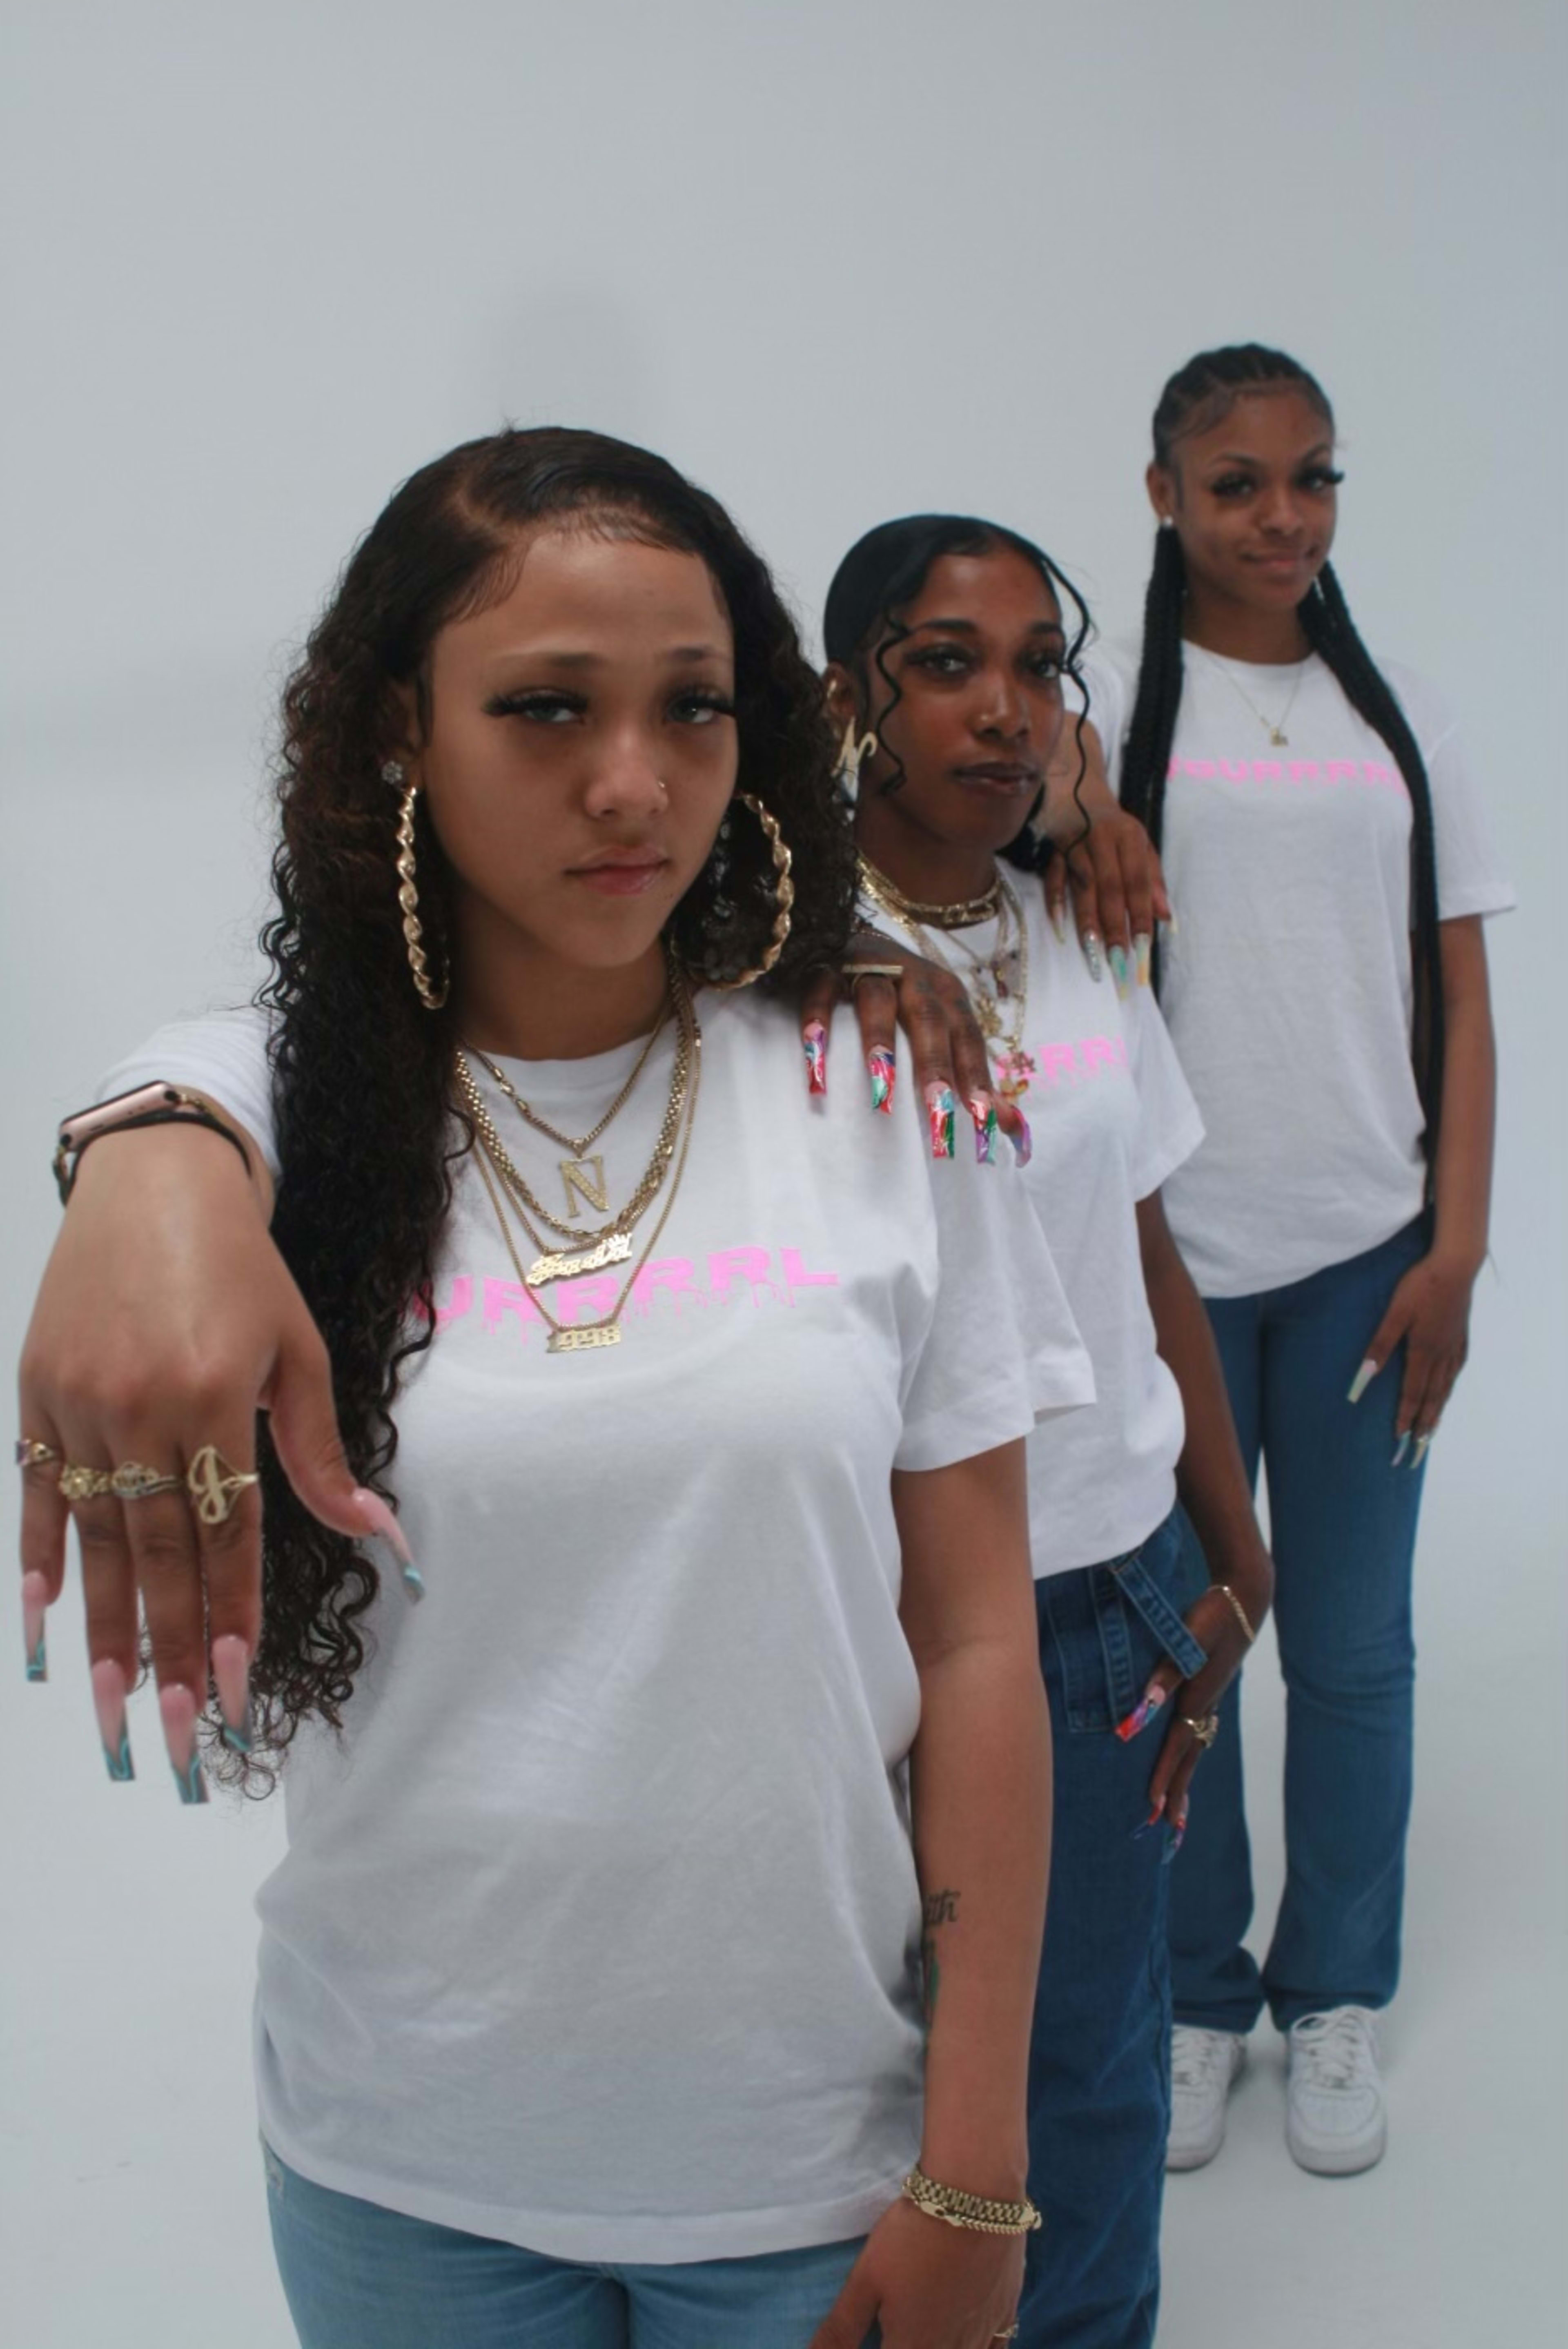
[857,853,1002,932]
[1191,645,1308,748]
[859,856,1031,1090]
[454,978,693,1250]
[471,1000,669,1157]
[470,1009,702,1355]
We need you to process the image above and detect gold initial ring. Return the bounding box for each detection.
[186,1444,261,1526]
[1183,1713,1220,1749]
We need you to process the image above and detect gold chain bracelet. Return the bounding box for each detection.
[1210,1583,1257,1645]
[900,2166,1042,2236]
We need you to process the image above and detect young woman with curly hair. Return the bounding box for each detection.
[18,427,1094,2349]
[823,514,1273,2349]
[1045,346,1513,2180]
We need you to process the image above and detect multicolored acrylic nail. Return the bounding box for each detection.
[1391,1430,1411,1469]
[1115,1682,1168,1743]
[1347,1357,1379,1405]
[1050,900,1069,947]
[91,1656,134,1781]
[1109,943,1131,997]
[925,1082,956,1161]
[1410,1432,1432,1471]
[1131,1797,1167,1841]
[1082,930,1105,984]
[803,1020,828,1098]
[1134,932,1153,987]
[354,1488,425,1601]
[1163,1809,1188,1864]
[970,1094,999,1165]
[22,1570,48,1683]
[211,1634,254,1758]
[160,1683,208,1806]
[1007,1112,1033,1169]
[868,1048,896,1114]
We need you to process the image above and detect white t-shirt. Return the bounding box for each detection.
[102,990,1092,2264]
[860,881,1203,1576]
[1079,639,1515,1297]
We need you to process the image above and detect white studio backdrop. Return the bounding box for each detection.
[2,4,1563,2344]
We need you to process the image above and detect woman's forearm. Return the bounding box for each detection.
[1137,1195,1270,1592]
[1430,917,1496,1277]
[909,1637,1051,2200]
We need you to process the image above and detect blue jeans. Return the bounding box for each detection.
[264,2143,873,2349]
[1018,1507,1210,2349]
[1170,1218,1430,2035]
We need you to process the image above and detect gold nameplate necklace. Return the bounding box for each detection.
[858,854,1030,1068]
[468,982,702,1355]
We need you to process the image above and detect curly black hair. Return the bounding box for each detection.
[822,513,1095,875]
[226,427,854,1780]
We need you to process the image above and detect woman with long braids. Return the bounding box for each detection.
[823,513,1274,2349]
[16,427,1098,2348]
[1055,345,1513,2178]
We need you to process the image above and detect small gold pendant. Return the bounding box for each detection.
[547,1322,624,1354]
[1270,728,1288,747]
[526,1230,633,1289]
[559,1155,610,1220]
[976,999,1003,1040]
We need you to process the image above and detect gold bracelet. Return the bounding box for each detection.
[900,2166,1042,2236]
[1210,1583,1257,1645]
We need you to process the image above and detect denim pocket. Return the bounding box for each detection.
[1040,1509,1209,1733]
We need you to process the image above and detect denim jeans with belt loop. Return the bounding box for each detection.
[1017,1505,1210,2349]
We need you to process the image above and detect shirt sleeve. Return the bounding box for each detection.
[895,1149,1095,1475]
[1383,661,1517,923]
[96,1007,281,1175]
[1125,990,1206,1202]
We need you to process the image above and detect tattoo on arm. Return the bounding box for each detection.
[921,1889,960,2032]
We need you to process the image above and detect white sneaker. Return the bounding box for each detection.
[1166,2026,1247,2170]
[1285,2006,1387,2175]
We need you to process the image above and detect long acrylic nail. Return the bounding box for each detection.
[1347,1358,1379,1405]
[868,1048,896,1114]
[1410,1433,1432,1472]
[803,1019,828,1098]
[1007,1111,1033,1169]
[1115,1682,1168,1743]
[160,1683,208,1805]
[1163,907,1180,937]
[353,1488,424,1600]
[1131,1797,1167,1841]
[22,1570,48,1683]
[1082,931,1105,984]
[1109,943,1131,997]
[91,1657,134,1781]
[925,1083,956,1161]
[1050,900,1069,946]
[969,1094,999,1165]
[211,1634,254,1756]
[1134,932,1152,987]
[1391,1430,1410,1469]
[1163,1809,1189,1864]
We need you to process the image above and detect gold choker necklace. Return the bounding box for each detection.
[857,854,1002,932]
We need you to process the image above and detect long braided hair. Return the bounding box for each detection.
[1120,344,1445,1166]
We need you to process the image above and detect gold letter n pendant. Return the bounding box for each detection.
[559,1155,610,1220]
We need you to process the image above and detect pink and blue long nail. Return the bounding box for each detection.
[868,1048,896,1114]
[160,1683,208,1806]
[1008,1111,1033,1168]
[92,1657,134,1781]
[926,1082,956,1160]
[22,1571,48,1683]
[970,1095,999,1165]
[803,1021,828,1097]
[1115,1683,1167,1743]
[212,1634,254,1758]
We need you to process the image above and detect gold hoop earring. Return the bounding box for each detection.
[385,760,450,1012]
[704,791,795,990]
[835,716,878,797]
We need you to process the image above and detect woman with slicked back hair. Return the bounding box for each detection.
[1052,345,1513,2180]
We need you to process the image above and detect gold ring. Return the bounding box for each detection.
[15,1438,61,1471]
[993,2329,1021,2342]
[58,1462,116,1501]
[1183,1712,1219,1749]
[843,962,905,986]
[108,1462,185,1501]
[186,1444,261,1526]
